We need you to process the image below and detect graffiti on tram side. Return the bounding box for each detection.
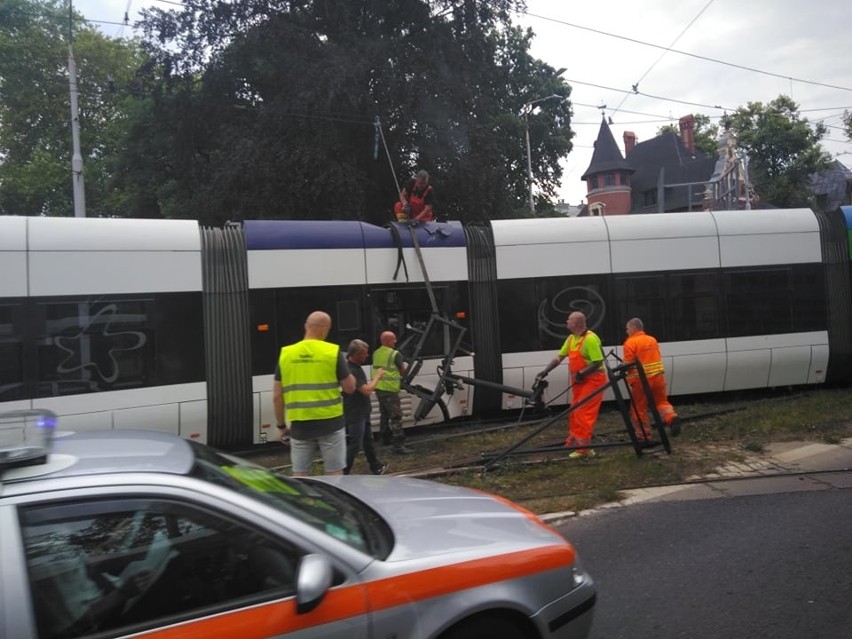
[537,285,607,340]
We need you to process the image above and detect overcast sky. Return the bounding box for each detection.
[77,0,852,206]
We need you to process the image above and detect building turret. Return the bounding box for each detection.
[581,117,634,215]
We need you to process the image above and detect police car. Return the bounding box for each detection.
[0,410,596,639]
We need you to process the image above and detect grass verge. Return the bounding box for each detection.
[353,387,852,514]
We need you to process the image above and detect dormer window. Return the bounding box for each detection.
[603,173,615,187]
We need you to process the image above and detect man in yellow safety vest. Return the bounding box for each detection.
[273,311,355,476]
[373,330,413,454]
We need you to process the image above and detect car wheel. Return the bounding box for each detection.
[440,614,529,639]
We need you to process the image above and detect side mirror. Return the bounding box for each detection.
[295,554,333,614]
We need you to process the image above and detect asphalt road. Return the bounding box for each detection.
[558,475,852,639]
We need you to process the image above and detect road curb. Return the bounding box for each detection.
[541,438,852,520]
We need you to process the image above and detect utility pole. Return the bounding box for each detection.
[68,1,86,217]
[524,114,534,214]
[523,94,562,215]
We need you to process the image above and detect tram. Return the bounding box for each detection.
[2,207,850,449]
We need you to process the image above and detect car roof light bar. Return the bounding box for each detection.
[0,409,58,470]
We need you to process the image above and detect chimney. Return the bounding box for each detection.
[679,114,695,156]
[623,131,637,155]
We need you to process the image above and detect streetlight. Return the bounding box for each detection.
[523,94,562,215]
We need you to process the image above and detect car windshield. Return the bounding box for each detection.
[186,441,393,559]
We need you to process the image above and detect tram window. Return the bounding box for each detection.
[273,285,365,349]
[790,264,827,331]
[152,294,205,386]
[531,275,610,351]
[725,270,792,336]
[370,286,451,359]
[0,304,25,401]
[32,294,204,398]
[336,300,360,332]
[36,300,154,396]
[372,287,444,313]
[497,280,539,352]
[393,313,446,359]
[667,272,720,341]
[249,290,278,376]
[614,276,667,341]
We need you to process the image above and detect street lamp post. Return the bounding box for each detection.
[523,94,562,215]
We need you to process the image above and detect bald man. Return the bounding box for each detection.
[273,311,355,476]
[372,330,413,454]
[537,311,607,458]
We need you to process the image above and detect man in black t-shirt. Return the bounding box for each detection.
[343,339,387,475]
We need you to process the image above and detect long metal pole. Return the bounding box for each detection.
[68,2,85,217]
[523,94,562,216]
[525,113,535,215]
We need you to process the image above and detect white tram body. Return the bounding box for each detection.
[493,210,829,410]
[1,208,849,450]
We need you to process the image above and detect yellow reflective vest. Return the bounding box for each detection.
[373,345,402,393]
[278,340,343,422]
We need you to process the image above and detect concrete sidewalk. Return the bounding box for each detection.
[542,438,852,523]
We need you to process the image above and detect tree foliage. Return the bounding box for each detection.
[656,113,719,157]
[843,109,852,142]
[720,95,832,208]
[116,0,572,225]
[0,0,145,216]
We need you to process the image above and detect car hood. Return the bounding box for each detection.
[315,475,569,562]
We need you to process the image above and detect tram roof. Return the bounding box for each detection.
[243,220,465,250]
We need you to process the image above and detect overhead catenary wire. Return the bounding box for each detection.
[521,10,852,93]
[609,0,716,117]
[63,4,852,129]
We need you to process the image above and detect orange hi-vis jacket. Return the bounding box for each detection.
[623,331,665,379]
[394,184,433,221]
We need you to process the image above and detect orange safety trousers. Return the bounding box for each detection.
[628,374,677,439]
[568,372,607,450]
[566,335,606,452]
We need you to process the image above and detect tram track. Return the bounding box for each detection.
[246,389,822,479]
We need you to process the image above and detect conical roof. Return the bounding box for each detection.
[581,117,634,180]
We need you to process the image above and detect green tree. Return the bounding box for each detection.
[118,0,572,225]
[0,0,145,216]
[656,113,719,157]
[843,109,852,142]
[720,95,832,208]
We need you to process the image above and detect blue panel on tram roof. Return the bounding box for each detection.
[243,220,465,250]
[244,220,366,249]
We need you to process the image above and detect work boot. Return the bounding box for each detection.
[669,417,682,437]
[569,449,596,460]
[392,435,413,455]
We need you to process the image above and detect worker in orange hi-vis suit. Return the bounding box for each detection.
[622,317,681,442]
[537,311,607,459]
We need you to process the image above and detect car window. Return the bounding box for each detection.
[20,498,303,639]
[188,440,393,559]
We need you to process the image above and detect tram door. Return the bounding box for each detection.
[368,286,453,361]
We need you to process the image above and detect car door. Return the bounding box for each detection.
[13,494,372,639]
